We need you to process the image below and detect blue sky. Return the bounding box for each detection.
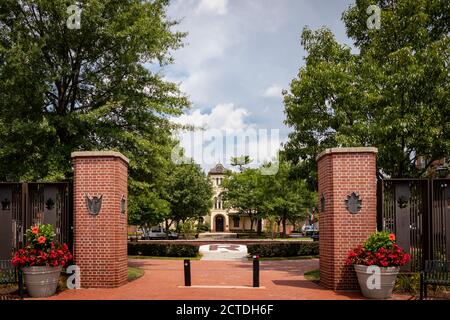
[163,0,356,170]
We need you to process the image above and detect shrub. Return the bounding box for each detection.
[197,223,210,233]
[128,243,199,257]
[395,273,420,294]
[247,242,319,257]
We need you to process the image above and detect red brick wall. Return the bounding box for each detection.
[317,148,378,291]
[72,152,129,288]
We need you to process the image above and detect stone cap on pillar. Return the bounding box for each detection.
[71,151,130,164]
[316,147,378,161]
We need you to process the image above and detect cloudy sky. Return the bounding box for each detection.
[163,0,356,170]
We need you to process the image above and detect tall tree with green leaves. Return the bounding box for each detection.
[165,160,214,229]
[259,159,316,237]
[0,0,190,217]
[222,168,261,232]
[284,0,449,189]
[230,156,252,172]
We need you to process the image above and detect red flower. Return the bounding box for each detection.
[38,236,46,244]
[389,234,396,241]
[31,226,39,234]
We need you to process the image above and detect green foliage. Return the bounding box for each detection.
[258,158,316,236]
[222,157,316,236]
[364,231,394,252]
[197,222,210,233]
[178,220,196,239]
[222,168,260,230]
[230,156,252,172]
[284,0,450,187]
[247,242,319,258]
[128,187,170,228]
[26,224,56,249]
[165,161,214,225]
[0,0,190,224]
[395,273,421,294]
[128,243,199,257]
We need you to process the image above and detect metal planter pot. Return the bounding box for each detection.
[354,265,399,299]
[22,265,62,298]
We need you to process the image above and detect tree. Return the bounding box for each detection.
[165,160,214,229]
[259,159,316,238]
[284,0,449,189]
[0,0,190,218]
[128,187,170,234]
[230,156,252,172]
[222,168,261,232]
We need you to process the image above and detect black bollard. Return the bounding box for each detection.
[253,256,260,288]
[184,259,191,287]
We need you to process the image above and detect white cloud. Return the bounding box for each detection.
[172,103,282,171]
[173,103,250,131]
[197,0,229,15]
[263,84,284,99]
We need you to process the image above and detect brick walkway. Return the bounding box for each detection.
[47,259,413,300]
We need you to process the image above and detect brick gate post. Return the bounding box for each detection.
[71,151,129,288]
[317,147,378,290]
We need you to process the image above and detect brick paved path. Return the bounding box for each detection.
[47,259,412,300]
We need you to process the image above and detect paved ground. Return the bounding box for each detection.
[47,259,413,300]
[199,244,248,261]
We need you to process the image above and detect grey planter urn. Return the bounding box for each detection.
[22,265,62,298]
[354,265,399,299]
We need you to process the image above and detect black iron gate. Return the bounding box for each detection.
[378,178,450,272]
[0,182,72,260]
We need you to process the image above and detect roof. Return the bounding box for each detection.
[209,163,225,175]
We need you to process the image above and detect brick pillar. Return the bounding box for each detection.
[71,151,129,288]
[317,147,378,291]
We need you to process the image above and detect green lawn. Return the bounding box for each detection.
[127,266,145,282]
[304,269,320,281]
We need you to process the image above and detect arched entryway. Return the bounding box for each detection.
[215,215,224,232]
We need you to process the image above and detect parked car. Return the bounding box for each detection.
[302,225,319,237]
[144,227,179,240]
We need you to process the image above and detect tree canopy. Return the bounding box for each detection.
[259,160,316,237]
[0,0,190,219]
[284,0,449,188]
[222,167,261,231]
[222,157,316,236]
[164,161,214,227]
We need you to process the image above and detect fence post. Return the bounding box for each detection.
[184,259,191,287]
[253,256,260,288]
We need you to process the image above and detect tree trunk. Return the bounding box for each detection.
[257,218,262,236]
[165,219,169,231]
[282,215,287,238]
[276,220,281,237]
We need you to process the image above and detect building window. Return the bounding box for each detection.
[214,197,218,209]
[233,216,240,228]
[217,195,222,210]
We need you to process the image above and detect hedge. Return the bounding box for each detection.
[247,242,319,257]
[128,243,199,257]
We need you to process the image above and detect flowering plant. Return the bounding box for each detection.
[12,224,72,268]
[346,232,410,267]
